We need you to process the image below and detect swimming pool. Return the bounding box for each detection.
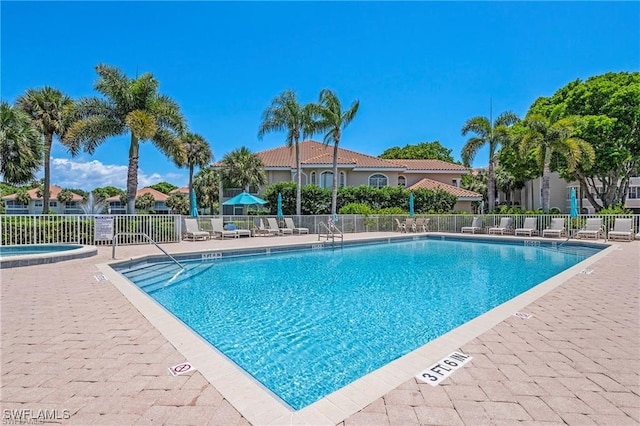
[0,244,97,268]
[0,244,83,257]
[117,237,602,410]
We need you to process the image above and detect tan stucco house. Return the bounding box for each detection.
[2,185,84,215]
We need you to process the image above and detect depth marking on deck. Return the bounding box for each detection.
[514,312,533,319]
[94,274,107,282]
[416,351,473,386]
[169,362,195,376]
[580,268,594,275]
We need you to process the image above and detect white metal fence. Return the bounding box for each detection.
[1,214,638,246]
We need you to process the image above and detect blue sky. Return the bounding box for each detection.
[2,1,638,191]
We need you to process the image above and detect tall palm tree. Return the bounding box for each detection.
[193,166,219,214]
[0,102,43,185]
[519,106,595,212]
[258,90,316,216]
[16,87,74,213]
[178,132,212,213]
[66,64,185,214]
[314,89,360,215]
[221,147,266,192]
[461,110,518,212]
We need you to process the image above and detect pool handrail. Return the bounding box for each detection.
[112,232,184,269]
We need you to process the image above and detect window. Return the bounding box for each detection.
[310,171,316,185]
[34,200,43,207]
[369,174,388,188]
[320,171,333,189]
[452,179,460,187]
[398,176,406,187]
[48,201,57,207]
[293,172,307,186]
[339,171,346,188]
[629,186,640,199]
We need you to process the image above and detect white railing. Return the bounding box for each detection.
[1,213,638,246]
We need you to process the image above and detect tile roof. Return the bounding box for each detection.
[408,178,483,199]
[2,185,84,201]
[105,187,169,202]
[170,187,189,195]
[388,159,469,172]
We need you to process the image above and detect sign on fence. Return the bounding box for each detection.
[94,216,114,241]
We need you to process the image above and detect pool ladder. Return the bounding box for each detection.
[317,221,344,248]
[112,232,184,269]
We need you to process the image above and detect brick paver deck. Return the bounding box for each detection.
[1,235,638,425]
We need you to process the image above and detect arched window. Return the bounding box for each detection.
[320,171,333,189]
[310,171,316,185]
[339,171,346,188]
[398,175,406,187]
[293,171,308,186]
[369,174,388,188]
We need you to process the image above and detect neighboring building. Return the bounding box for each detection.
[213,140,482,214]
[2,185,84,215]
[170,187,189,196]
[105,187,171,214]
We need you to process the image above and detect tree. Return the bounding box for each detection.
[528,72,640,210]
[66,64,186,214]
[16,87,74,212]
[462,169,488,204]
[461,111,518,211]
[15,188,31,206]
[135,193,155,212]
[166,192,188,215]
[221,147,266,192]
[379,141,456,162]
[149,182,178,194]
[177,133,212,213]
[56,189,75,204]
[0,102,43,185]
[517,106,595,212]
[258,90,317,216]
[315,89,360,215]
[92,186,124,201]
[193,166,219,215]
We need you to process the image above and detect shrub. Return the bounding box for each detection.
[339,203,373,215]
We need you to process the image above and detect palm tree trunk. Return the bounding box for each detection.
[126,135,139,215]
[295,139,301,216]
[42,133,53,214]
[541,148,552,212]
[331,135,340,215]
[487,158,495,212]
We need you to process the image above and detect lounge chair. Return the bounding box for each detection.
[395,218,406,233]
[284,218,309,234]
[514,217,539,236]
[254,218,278,237]
[267,218,292,235]
[608,218,634,242]
[224,221,252,238]
[488,217,513,235]
[183,218,210,241]
[461,217,483,234]
[405,217,416,232]
[210,218,238,240]
[415,217,429,232]
[577,218,604,240]
[542,218,566,238]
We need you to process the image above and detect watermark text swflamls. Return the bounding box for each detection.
[3,409,70,425]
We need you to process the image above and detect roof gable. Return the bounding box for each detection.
[408,178,482,199]
[2,185,84,201]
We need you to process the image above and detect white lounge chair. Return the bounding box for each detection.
[210,218,238,240]
[183,218,210,241]
[461,217,483,234]
[542,218,566,238]
[608,218,634,242]
[577,218,604,240]
[488,217,513,235]
[514,217,539,236]
[254,218,278,237]
[284,218,309,234]
[405,217,416,232]
[267,218,292,235]
[414,217,429,232]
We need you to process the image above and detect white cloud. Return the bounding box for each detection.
[48,158,186,191]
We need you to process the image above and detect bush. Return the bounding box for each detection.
[339,203,373,215]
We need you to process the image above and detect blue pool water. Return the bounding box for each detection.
[121,238,600,409]
[0,244,83,257]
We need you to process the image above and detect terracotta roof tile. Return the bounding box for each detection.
[2,185,83,201]
[408,178,482,199]
[389,159,469,172]
[105,187,168,202]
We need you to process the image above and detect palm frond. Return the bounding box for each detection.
[151,95,185,133]
[461,116,490,137]
[461,137,485,167]
[66,116,124,154]
[152,128,186,166]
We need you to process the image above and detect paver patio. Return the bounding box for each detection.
[1,234,638,425]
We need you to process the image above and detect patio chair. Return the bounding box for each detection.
[514,217,539,237]
[254,218,278,237]
[415,217,429,232]
[608,218,634,242]
[210,218,239,240]
[395,218,406,233]
[223,221,252,238]
[488,217,513,235]
[267,217,293,235]
[405,217,416,232]
[183,218,210,241]
[542,218,566,238]
[577,218,604,240]
[284,218,309,234]
[461,217,483,234]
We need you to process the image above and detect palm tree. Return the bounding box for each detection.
[66,64,185,214]
[178,133,212,213]
[221,147,266,192]
[0,102,43,185]
[461,111,518,212]
[193,166,220,214]
[519,106,595,212]
[258,90,317,216]
[16,87,74,213]
[314,89,360,215]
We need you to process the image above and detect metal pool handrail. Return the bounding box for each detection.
[317,221,344,247]
[112,232,184,269]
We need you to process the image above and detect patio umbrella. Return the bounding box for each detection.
[222,191,268,206]
[189,188,198,218]
[570,187,578,218]
[409,192,415,216]
[276,193,283,218]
